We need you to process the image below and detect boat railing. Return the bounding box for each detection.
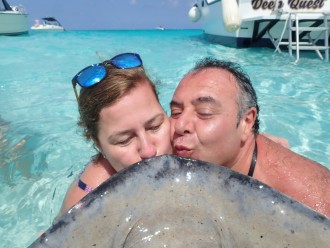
[272,11,329,62]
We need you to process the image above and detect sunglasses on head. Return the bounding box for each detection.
[71,52,143,100]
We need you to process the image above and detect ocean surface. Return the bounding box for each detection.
[0,29,329,247]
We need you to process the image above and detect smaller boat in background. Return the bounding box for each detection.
[0,0,29,35]
[31,17,65,32]
[156,25,165,31]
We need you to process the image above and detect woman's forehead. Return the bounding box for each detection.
[99,83,163,125]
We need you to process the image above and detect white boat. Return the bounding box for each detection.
[156,26,165,30]
[188,0,330,61]
[0,0,29,35]
[31,17,65,32]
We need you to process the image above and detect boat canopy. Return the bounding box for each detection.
[0,0,12,11]
[42,17,59,22]
[41,17,63,26]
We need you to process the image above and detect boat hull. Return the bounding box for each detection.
[31,26,64,32]
[195,0,330,48]
[204,32,275,48]
[0,11,29,35]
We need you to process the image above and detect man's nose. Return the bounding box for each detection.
[173,111,193,135]
[139,135,157,159]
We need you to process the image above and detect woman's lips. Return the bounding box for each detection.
[174,145,192,157]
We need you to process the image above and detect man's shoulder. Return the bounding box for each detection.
[259,135,322,166]
[257,135,329,184]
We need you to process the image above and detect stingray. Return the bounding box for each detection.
[28,155,330,247]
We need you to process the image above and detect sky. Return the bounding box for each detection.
[10,0,201,30]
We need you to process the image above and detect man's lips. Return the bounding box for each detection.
[174,145,192,157]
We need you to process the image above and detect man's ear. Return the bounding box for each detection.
[240,107,257,142]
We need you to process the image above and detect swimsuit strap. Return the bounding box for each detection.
[76,161,95,194]
[248,141,258,177]
[77,178,94,193]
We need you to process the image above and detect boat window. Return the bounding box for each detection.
[206,0,221,5]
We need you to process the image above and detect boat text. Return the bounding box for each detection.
[288,0,326,9]
[252,0,284,10]
[251,0,326,10]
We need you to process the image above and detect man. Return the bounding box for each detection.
[170,57,330,217]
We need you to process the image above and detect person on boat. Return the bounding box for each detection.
[170,57,330,217]
[57,53,289,218]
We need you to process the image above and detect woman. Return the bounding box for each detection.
[58,53,172,216]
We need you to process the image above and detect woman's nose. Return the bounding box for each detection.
[139,136,157,159]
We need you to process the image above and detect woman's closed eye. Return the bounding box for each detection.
[111,125,162,146]
[147,123,162,132]
[145,113,166,132]
[114,135,134,146]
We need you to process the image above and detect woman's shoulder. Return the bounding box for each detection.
[57,155,117,218]
[80,155,117,189]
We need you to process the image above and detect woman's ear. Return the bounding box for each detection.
[93,138,103,153]
[240,107,257,142]
[94,142,106,159]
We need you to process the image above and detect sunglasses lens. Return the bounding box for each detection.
[77,64,106,88]
[73,53,142,92]
[111,53,142,69]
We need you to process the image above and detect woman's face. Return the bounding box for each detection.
[97,82,172,172]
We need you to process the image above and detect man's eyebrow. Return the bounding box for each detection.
[170,100,182,108]
[171,96,218,108]
[192,96,217,105]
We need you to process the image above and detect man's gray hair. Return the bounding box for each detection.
[187,57,260,134]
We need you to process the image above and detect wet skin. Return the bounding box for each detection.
[170,68,330,217]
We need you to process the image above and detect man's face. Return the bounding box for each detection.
[170,68,247,167]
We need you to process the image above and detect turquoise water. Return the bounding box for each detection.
[0,29,329,247]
